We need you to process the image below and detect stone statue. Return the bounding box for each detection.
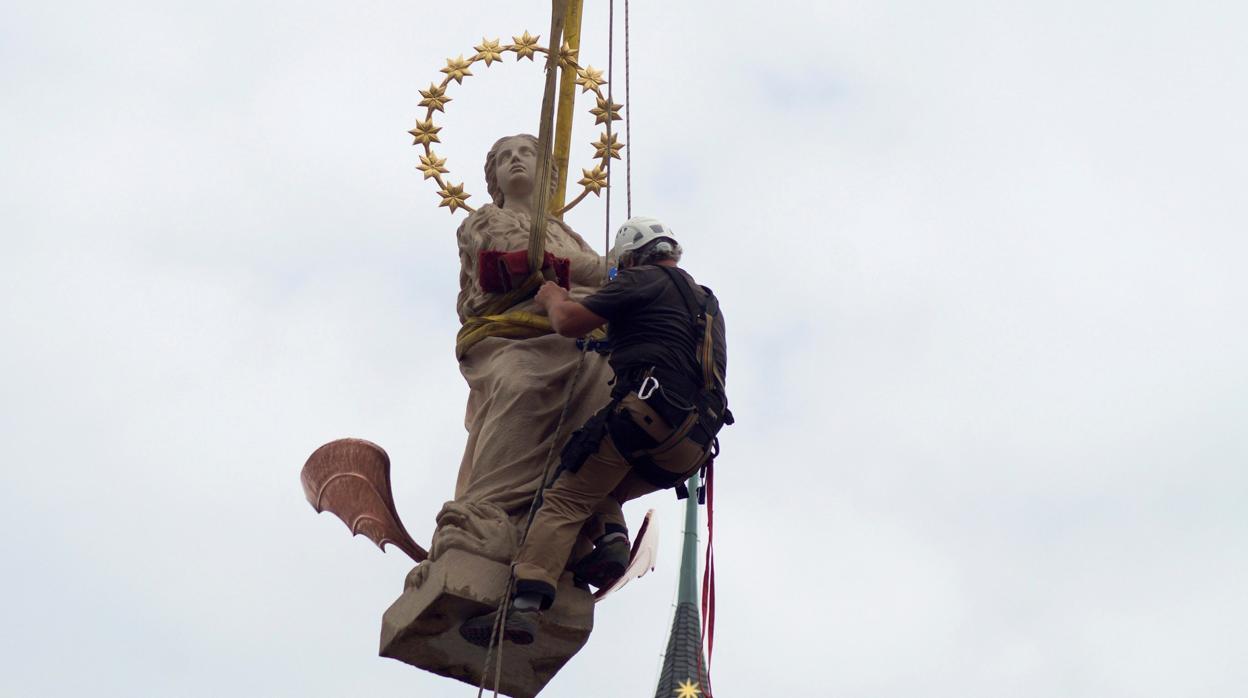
[449,133,613,514]
[303,134,618,698]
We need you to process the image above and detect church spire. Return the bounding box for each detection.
[653,474,711,698]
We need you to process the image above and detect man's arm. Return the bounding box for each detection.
[535,281,607,337]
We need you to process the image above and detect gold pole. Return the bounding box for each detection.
[549,0,584,217]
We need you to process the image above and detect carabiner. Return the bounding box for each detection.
[637,375,660,400]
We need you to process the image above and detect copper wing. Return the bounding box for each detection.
[301,438,428,563]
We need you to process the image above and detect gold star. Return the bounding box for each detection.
[674,679,701,698]
[417,152,449,180]
[440,55,474,84]
[473,38,504,66]
[578,165,608,195]
[557,41,580,70]
[418,83,451,112]
[407,117,441,146]
[590,96,623,125]
[510,31,540,61]
[575,65,606,93]
[591,131,624,160]
[437,182,471,213]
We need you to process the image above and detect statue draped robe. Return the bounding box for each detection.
[453,204,614,517]
[378,206,611,697]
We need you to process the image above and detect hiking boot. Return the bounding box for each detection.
[459,606,541,648]
[572,537,631,589]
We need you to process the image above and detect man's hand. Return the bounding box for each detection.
[535,280,570,310]
[535,281,607,337]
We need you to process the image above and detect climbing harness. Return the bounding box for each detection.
[656,265,732,435]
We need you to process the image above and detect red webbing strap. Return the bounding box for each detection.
[700,459,716,673]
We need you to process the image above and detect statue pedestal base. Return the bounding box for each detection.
[379,548,594,698]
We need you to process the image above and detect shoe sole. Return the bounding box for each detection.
[574,559,627,589]
[459,616,537,647]
[459,619,496,648]
[505,624,536,645]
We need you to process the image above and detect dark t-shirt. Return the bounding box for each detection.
[581,264,728,399]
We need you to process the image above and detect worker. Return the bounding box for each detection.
[461,216,731,646]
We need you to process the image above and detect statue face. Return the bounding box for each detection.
[493,136,538,202]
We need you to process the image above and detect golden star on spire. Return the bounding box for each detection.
[557,41,580,70]
[437,182,471,213]
[575,65,606,93]
[418,83,451,112]
[440,55,474,84]
[590,96,623,125]
[578,165,608,195]
[674,679,702,698]
[473,38,504,66]
[510,31,540,60]
[407,117,441,145]
[417,152,449,180]
[591,131,624,160]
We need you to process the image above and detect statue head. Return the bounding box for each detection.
[484,134,559,208]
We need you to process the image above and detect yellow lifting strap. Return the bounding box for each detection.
[455,270,547,359]
[456,0,589,363]
[456,310,554,361]
[456,305,606,361]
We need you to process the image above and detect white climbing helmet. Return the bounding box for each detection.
[612,216,678,263]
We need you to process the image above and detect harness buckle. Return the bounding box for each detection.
[637,375,660,400]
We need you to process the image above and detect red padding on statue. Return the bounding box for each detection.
[548,254,571,289]
[499,249,531,278]
[478,250,570,293]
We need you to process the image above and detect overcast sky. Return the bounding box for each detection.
[2,1,1246,696]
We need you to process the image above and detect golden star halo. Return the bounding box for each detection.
[590,96,623,125]
[411,31,627,215]
[510,31,540,60]
[418,152,449,180]
[440,55,474,84]
[473,38,503,66]
[591,131,624,160]
[418,84,451,112]
[408,117,441,146]
[557,41,580,70]
[575,66,606,93]
[578,165,608,195]
[437,182,470,212]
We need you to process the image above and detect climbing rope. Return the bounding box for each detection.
[604,0,615,270]
[475,576,514,698]
[624,0,632,218]
[475,348,592,697]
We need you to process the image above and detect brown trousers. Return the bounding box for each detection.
[512,392,708,598]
